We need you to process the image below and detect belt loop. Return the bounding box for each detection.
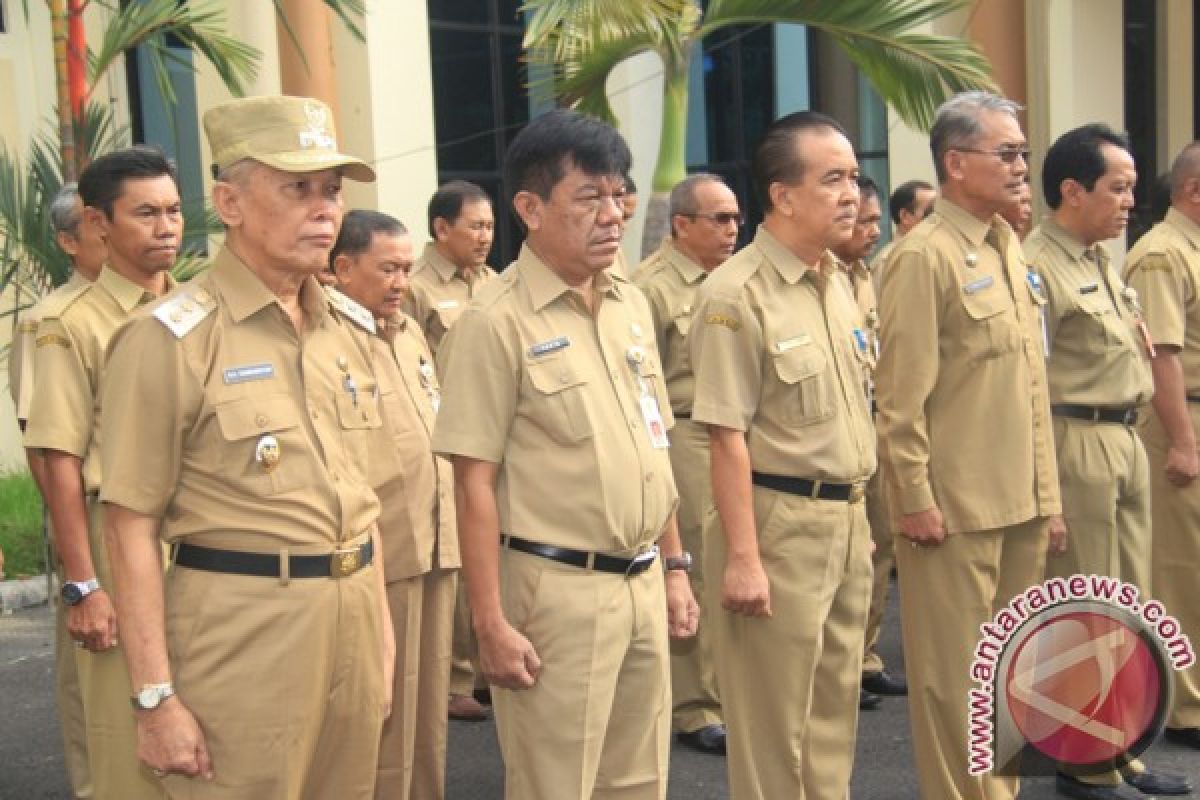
[279,549,290,587]
[810,479,823,499]
[585,552,596,571]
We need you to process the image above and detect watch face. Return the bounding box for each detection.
[137,688,161,710]
[61,583,83,606]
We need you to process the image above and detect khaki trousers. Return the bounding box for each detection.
[896,518,1047,800]
[448,583,479,697]
[375,566,457,800]
[1142,406,1200,729]
[707,487,872,800]
[862,468,895,675]
[666,419,722,732]
[52,548,93,799]
[494,549,671,800]
[80,500,164,800]
[161,551,385,800]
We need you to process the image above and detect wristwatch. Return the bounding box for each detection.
[663,552,693,573]
[60,578,100,607]
[132,682,175,711]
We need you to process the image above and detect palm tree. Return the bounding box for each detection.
[522,0,998,256]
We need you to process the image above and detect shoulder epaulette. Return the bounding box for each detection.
[324,286,377,334]
[153,286,216,338]
[34,280,92,321]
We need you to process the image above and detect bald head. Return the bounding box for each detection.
[1170,142,1200,199]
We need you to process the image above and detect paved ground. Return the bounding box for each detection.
[2,580,1197,799]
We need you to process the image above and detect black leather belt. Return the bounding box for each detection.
[1051,404,1138,426]
[1187,396,1200,404]
[500,534,658,576]
[751,471,865,503]
[674,411,691,419]
[175,539,373,579]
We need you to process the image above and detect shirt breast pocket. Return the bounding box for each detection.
[525,355,594,444]
[960,286,1020,360]
[214,394,310,495]
[770,341,835,426]
[1076,292,1125,347]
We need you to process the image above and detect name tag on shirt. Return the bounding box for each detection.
[962,276,994,295]
[528,336,571,358]
[223,363,275,384]
[437,300,460,310]
[1079,282,1100,295]
[640,395,670,449]
[775,333,812,353]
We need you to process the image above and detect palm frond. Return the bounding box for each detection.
[699,0,996,130]
[522,0,695,53]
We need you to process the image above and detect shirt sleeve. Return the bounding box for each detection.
[24,316,93,457]
[1127,251,1188,350]
[431,306,518,464]
[99,316,196,517]
[8,317,36,422]
[689,287,763,432]
[875,246,945,514]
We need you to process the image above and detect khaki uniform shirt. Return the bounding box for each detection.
[363,308,459,581]
[404,243,497,360]
[1026,219,1153,407]
[1123,208,1200,395]
[98,248,381,551]
[432,244,678,554]
[8,271,91,423]
[835,258,880,395]
[24,267,175,493]
[876,198,1060,532]
[634,239,707,415]
[689,226,876,482]
[870,240,896,292]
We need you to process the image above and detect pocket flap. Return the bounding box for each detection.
[215,395,300,441]
[961,286,1011,321]
[771,343,825,385]
[527,355,586,394]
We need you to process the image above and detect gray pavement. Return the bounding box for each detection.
[2,579,1196,799]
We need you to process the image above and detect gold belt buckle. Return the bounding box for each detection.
[331,546,362,578]
[848,483,866,504]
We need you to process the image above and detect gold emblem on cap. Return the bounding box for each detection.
[255,435,281,473]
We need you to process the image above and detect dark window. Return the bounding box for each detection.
[0,1,6,34]
[1124,0,1158,243]
[427,0,530,266]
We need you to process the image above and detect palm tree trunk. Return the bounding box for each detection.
[67,0,87,173]
[640,61,690,259]
[50,0,77,181]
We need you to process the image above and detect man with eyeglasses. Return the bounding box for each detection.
[634,173,740,756]
[432,109,698,800]
[876,91,1059,800]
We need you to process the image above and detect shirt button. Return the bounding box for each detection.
[255,414,268,427]
[645,473,653,483]
[331,472,339,482]
[310,407,319,419]
[559,372,571,384]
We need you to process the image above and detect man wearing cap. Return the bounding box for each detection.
[331,209,460,800]
[634,172,739,755]
[100,96,394,799]
[433,109,698,800]
[8,182,105,800]
[25,146,182,800]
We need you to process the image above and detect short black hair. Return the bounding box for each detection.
[857,174,879,201]
[888,180,934,224]
[331,209,407,266]
[503,109,632,201]
[624,173,637,194]
[1041,123,1132,209]
[427,180,491,238]
[751,111,848,212]
[78,145,178,219]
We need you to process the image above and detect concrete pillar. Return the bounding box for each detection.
[1159,0,1195,164]
[968,0,1027,108]
[276,0,339,120]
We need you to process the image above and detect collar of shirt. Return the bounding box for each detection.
[96,264,174,311]
[211,247,331,328]
[1037,216,1095,264]
[752,225,831,286]
[663,239,707,285]
[421,241,476,285]
[1166,207,1200,251]
[377,311,411,341]
[934,196,1010,252]
[517,242,625,312]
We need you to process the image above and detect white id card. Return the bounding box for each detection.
[640,395,670,449]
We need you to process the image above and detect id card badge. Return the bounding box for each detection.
[1136,317,1157,359]
[1027,271,1050,358]
[640,394,670,449]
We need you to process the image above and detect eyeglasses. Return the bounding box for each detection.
[954,147,1030,164]
[683,212,744,227]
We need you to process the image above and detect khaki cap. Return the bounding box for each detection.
[204,95,375,182]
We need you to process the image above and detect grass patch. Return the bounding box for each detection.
[0,470,47,579]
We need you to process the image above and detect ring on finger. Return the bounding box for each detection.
[152,768,167,778]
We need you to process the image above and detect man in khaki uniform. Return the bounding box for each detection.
[331,210,460,800]
[871,179,935,287]
[432,109,698,800]
[635,172,739,755]
[98,96,393,800]
[24,147,183,800]
[876,91,1059,800]
[1124,140,1200,754]
[832,176,908,709]
[403,180,496,719]
[1031,124,1191,800]
[9,183,105,800]
[689,111,875,800]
